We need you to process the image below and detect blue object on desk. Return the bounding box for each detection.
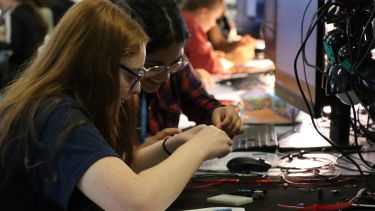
[140,92,147,144]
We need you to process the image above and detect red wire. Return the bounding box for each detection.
[190,177,276,189]
[277,202,353,210]
[190,178,240,189]
[248,179,274,184]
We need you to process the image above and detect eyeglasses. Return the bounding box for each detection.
[119,64,147,90]
[144,54,190,75]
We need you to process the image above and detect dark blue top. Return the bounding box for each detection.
[0,96,119,210]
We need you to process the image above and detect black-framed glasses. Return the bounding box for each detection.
[144,54,190,75]
[119,64,147,90]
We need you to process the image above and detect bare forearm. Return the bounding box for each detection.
[78,126,230,211]
[131,141,169,172]
[131,136,183,172]
[137,142,205,209]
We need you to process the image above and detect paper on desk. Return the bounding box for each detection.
[277,120,331,149]
[239,59,274,70]
[182,207,245,211]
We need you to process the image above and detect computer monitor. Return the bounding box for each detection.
[262,0,276,62]
[266,0,351,146]
[236,0,265,39]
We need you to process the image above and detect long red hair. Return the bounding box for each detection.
[0,0,148,181]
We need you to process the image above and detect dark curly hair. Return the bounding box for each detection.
[125,0,190,54]
[182,0,224,11]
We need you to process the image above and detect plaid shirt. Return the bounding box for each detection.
[144,64,222,135]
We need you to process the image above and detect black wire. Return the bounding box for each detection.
[301,0,314,112]
[293,2,373,190]
[345,91,375,169]
[325,2,375,86]
[336,154,375,172]
[357,5,375,43]
[351,3,375,85]
[366,109,375,145]
[308,2,375,144]
[355,107,375,145]
[344,7,356,77]
[301,1,375,162]
[353,36,375,73]
[363,106,375,134]
[352,3,375,71]
[300,1,325,74]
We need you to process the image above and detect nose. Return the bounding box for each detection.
[160,70,171,81]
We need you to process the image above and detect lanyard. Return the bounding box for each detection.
[140,91,147,144]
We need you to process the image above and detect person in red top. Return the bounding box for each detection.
[182,0,226,75]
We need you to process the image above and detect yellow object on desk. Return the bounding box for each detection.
[207,194,253,206]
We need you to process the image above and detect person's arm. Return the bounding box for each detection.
[208,24,240,53]
[184,18,223,74]
[131,125,206,172]
[211,106,243,137]
[177,65,223,124]
[177,66,243,137]
[141,127,181,147]
[78,125,231,211]
[193,68,215,88]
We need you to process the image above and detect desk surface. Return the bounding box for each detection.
[174,62,375,210]
[168,175,374,211]
[167,150,375,211]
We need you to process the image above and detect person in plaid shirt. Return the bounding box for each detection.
[125,0,243,144]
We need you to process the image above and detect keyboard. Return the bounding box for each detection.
[231,124,278,152]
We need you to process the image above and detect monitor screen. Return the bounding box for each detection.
[236,0,265,39]
[274,0,325,117]
[268,0,351,146]
[263,0,276,62]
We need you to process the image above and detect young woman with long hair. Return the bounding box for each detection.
[0,0,232,210]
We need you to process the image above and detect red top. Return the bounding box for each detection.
[183,12,223,74]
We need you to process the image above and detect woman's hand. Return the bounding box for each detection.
[164,125,207,151]
[171,125,206,142]
[238,34,256,46]
[185,125,232,160]
[225,44,255,64]
[142,128,181,147]
[194,68,215,88]
[211,106,243,137]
